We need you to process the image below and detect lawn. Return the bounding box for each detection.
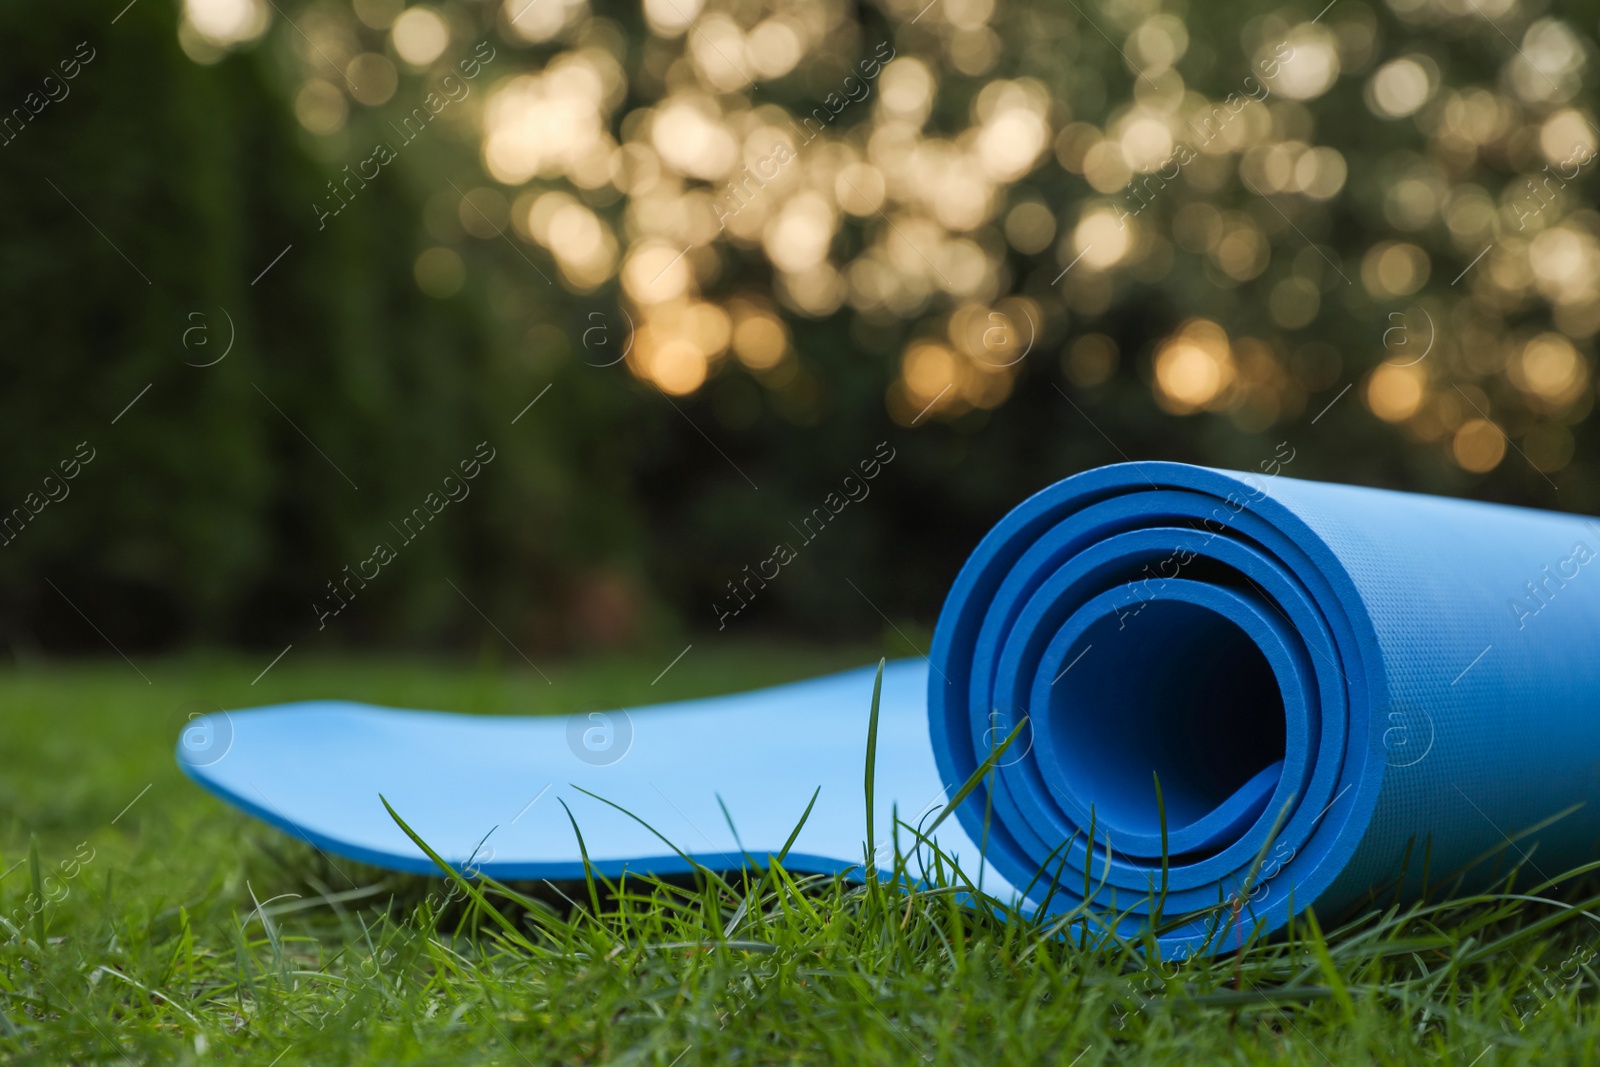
[2,644,1598,1065]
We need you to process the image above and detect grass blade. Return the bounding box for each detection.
[920,716,1027,840]
[865,658,885,881]
[778,785,823,864]
[379,794,537,952]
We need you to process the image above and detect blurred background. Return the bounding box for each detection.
[4,0,1596,661]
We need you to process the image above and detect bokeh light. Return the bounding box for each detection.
[1366,57,1434,119]
[185,0,269,46]
[1453,418,1507,473]
[414,247,465,298]
[1154,320,1233,414]
[1366,364,1426,423]
[247,0,1600,470]
[392,6,449,66]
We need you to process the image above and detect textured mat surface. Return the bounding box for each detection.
[179,661,1005,891]
[180,462,1600,953]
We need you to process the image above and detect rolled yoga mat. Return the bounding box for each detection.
[179,461,1600,955]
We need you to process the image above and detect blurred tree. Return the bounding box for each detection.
[4,0,1598,655]
[0,1,652,655]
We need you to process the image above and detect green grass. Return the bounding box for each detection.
[3,644,1600,1064]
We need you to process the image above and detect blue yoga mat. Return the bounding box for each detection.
[180,461,1600,954]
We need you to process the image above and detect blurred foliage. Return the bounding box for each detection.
[3,0,1598,654]
[0,2,646,654]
